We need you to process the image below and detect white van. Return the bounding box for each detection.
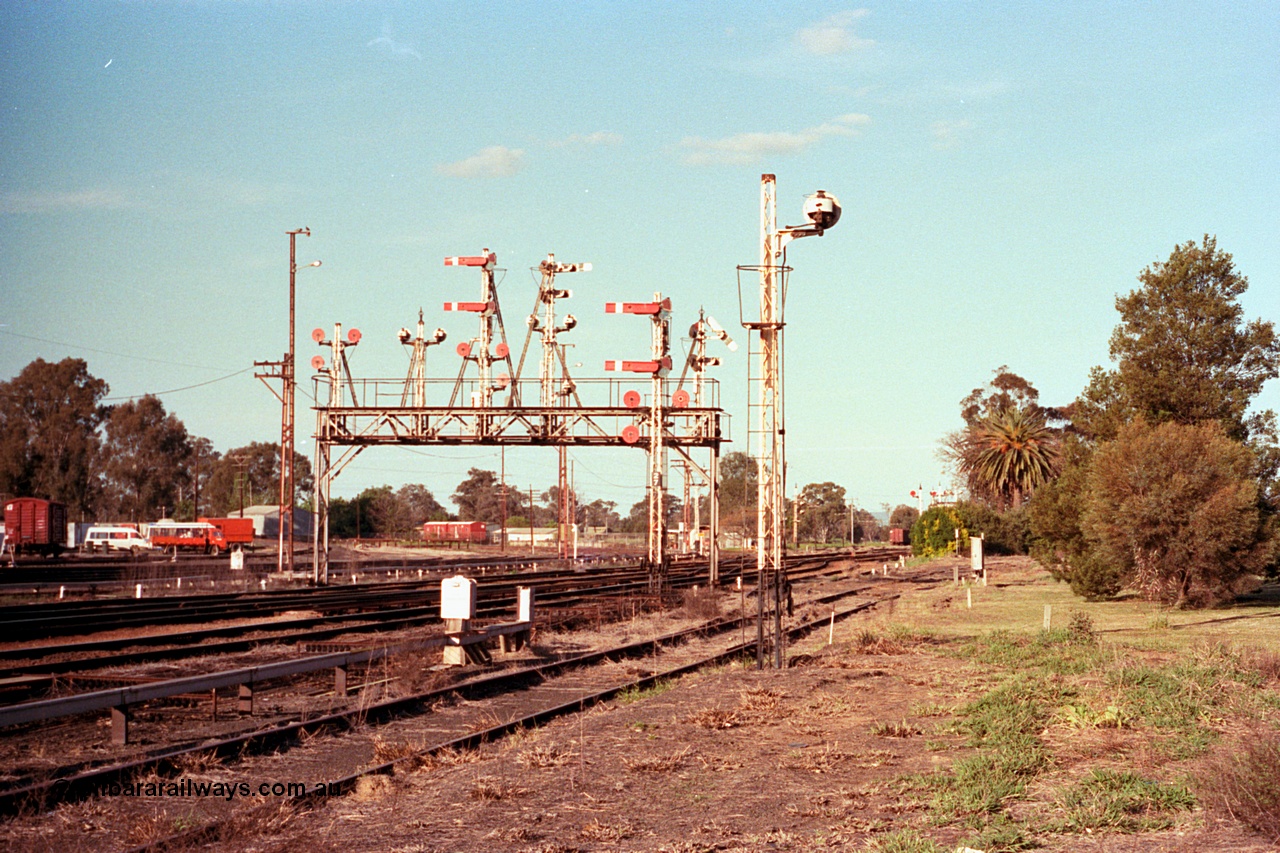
[83,526,152,554]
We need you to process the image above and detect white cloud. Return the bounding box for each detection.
[931,119,974,150]
[549,131,623,148]
[435,146,527,179]
[796,10,874,56]
[679,114,870,166]
[0,188,130,214]
[367,20,422,60]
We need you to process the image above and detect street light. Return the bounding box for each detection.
[280,228,320,577]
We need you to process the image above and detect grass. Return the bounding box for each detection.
[865,562,1280,848]
[1051,769,1194,832]
[1194,725,1280,843]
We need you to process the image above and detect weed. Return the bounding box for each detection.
[1052,769,1194,832]
[1194,725,1280,843]
[684,707,742,729]
[623,746,692,772]
[469,776,527,800]
[737,686,788,721]
[871,719,921,738]
[618,678,674,704]
[680,586,720,619]
[866,828,946,852]
[580,818,635,841]
[517,744,575,768]
[1066,609,1096,644]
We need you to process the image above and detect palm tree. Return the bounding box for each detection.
[958,407,1060,508]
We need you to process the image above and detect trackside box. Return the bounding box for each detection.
[440,575,477,620]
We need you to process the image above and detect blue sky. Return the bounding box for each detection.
[2,1,1277,515]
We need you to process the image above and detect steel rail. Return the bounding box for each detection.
[127,589,893,853]
[0,584,891,816]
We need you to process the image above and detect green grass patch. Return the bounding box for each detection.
[865,828,946,853]
[1051,769,1194,832]
[617,679,675,704]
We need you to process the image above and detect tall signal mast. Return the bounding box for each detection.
[740,174,841,668]
[523,253,588,556]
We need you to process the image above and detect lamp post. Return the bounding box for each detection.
[280,228,320,576]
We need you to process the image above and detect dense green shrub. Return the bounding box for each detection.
[911,505,967,557]
[955,501,1030,555]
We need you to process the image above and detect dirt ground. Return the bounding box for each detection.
[4,557,1277,853]
[183,558,1277,853]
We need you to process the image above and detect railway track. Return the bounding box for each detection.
[0,548,915,845]
[0,573,901,826]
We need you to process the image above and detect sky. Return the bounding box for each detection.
[1,1,1277,517]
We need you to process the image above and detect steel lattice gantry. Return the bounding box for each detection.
[308,375,727,584]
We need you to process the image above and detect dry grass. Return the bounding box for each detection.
[736,686,789,722]
[516,744,575,768]
[680,586,721,620]
[683,707,742,729]
[870,719,921,738]
[469,776,528,800]
[623,745,692,772]
[1194,725,1280,843]
[580,818,636,841]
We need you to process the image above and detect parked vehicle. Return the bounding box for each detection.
[199,517,255,549]
[3,498,67,557]
[149,521,228,555]
[83,525,152,555]
[422,521,489,545]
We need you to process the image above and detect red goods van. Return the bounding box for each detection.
[3,498,67,557]
[422,521,488,544]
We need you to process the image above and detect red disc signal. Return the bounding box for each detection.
[671,389,690,408]
[620,425,641,444]
[495,342,510,358]
[311,328,325,343]
[347,328,362,344]
[623,390,641,408]
[456,342,472,358]
[310,355,326,371]
[496,373,511,389]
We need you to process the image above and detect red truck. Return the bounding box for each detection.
[200,517,255,548]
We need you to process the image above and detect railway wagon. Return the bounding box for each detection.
[422,521,489,545]
[889,527,909,546]
[3,497,67,557]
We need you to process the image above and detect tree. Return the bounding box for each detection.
[202,442,312,516]
[1083,236,1279,442]
[1026,435,1122,600]
[889,504,919,530]
[580,498,620,530]
[717,451,757,540]
[99,395,192,521]
[795,481,848,544]
[1083,419,1277,607]
[452,468,523,524]
[958,365,1044,426]
[398,483,447,524]
[959,407,1061,509]
[944,368,1062,509]
[0,357,108,517]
